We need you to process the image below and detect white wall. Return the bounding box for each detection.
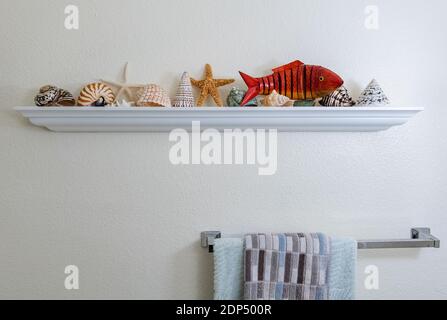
[1,0,446,299]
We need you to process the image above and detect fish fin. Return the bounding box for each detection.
[272,60,304,73]
[239,71,260,106]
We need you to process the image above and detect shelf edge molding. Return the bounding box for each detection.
[14,106,424,132]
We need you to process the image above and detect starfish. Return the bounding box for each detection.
[101,62,146,104]
[191,64,235,106]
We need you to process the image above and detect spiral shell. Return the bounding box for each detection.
[320,86,355,107]
[136,84,171,107]
[77,83,116,106]
[34,85,76,107]
[173,72,195,107]
[357,79,390,106]
[262,90,293,107]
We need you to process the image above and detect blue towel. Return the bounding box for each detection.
[213,237,357,300]
[327,237,357,300]
[213,238,244,300]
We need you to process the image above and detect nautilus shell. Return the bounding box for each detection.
[34,85,76,107]
[77,83,116,106]
[262,90,294,107]
[319,86,356,107]
[136,84,171,107]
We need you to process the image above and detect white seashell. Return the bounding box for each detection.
[109,99,133,108]
[357,79,390,106]
[173,72,195,107]
[262,90,293,106]
[136,84,171,107]
[78,83,115,106]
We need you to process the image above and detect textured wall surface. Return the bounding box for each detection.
[1,0,446,299]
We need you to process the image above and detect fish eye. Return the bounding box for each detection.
[319,76,325,81]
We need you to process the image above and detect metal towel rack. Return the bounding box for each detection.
[201,227,440,253]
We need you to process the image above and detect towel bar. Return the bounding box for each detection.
[200,228,440,253]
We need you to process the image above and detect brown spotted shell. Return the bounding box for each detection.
[78,83,116,106]
[34,85,76,107]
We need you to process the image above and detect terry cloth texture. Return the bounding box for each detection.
[213,238,244,300]
[244,233,331,300]
[327,237,357,300]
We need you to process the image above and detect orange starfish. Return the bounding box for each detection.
[191,64,235,107]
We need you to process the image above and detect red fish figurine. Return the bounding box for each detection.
[239,60,344,106]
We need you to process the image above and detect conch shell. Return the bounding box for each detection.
[78,83,116,106]
[262,90,294,107]
[34,85,76,107]
[136,84,171,107]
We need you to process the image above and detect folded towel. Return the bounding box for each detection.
[213,236,357,300]
[327,237,357,300]
[213,238,244,300]
[244,233,331,300]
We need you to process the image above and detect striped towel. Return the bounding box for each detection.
[244,233,331,300]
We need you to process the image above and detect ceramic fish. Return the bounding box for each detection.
[78,83,116,106]
[34,85,76,107]
[319,86,356,107]
[136,84,171,107]
[227,87,258,107]
[239,60,344,106]
[357,79,390,105]
[262,90,293,107]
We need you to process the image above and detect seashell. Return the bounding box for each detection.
[319,86,356,107]
[136,84,171,107]
[227,87,258,107]
[77,83,116,106]
[262,90,294,107]
[173,72,195,107]
[357,79,390,106]
[109,99,133,108]
[34,85,76,107]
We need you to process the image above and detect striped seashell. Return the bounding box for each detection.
[319,86,356,107]
[136,84,171,107]
[262,90,294,107]
[77,83,115,106]
[34,85,76,107]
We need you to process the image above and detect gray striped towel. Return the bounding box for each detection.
[244,233,331,300]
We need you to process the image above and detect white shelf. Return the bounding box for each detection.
[14,106,423,132]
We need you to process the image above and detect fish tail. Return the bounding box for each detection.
[239,72,260,106]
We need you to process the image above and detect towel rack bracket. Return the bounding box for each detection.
[201,231,221,253]
[411,227,440,248]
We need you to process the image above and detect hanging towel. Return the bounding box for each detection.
[244,233,331,300]
[213,236,357,300]
[327,237,357,300]
[213,238,244,300]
